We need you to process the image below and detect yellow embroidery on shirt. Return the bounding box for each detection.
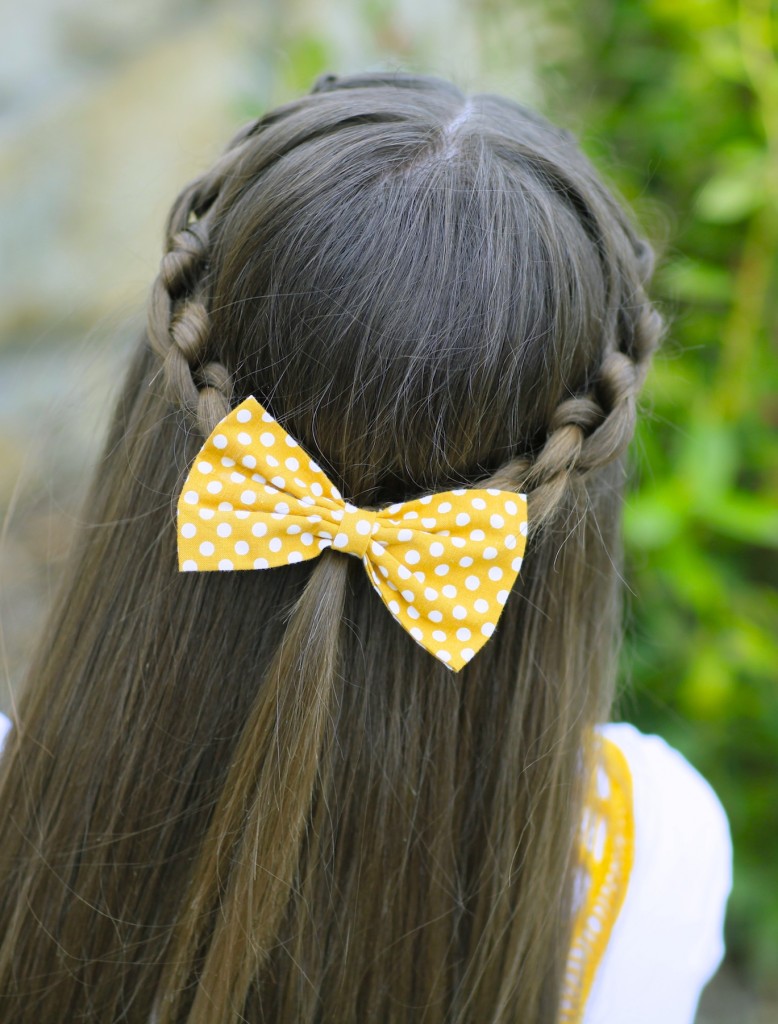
[559,735,635,1023]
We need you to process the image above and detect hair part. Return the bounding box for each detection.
[0,72,661,1023]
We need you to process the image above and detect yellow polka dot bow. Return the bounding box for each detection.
[177,397,528,671]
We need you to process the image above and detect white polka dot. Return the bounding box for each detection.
[490,513,505,529]
[333,532,348,548]
[421,517,437,529]
[465,575,480,591]
[451,488,466,496]
[410,626,424,641]
[236,408,252,423]
[488,566,503,581]
[261,411,273,422]
[483,546,498,560]
[388,600,400,614]
[241,490,256,504]
[520,521,528,537]
[469,529,485,542]
[398,528,413,542]
[242,455,257,469]
[414,571,425,583]
[432,630,447,643]
[428,609,443,623]
[252,522,267,537]
[285,457,299,471]
[183,490,199,505]
[379,565,390,578]
[429,541,445,557]
[181,523,196,539]
[505,499,518,515]
[456,626,471,641]
[269,537,282,552]
[512,556,524,572]
[436,650,451,663]
[424,586,439,601]
[288,551,303,563]
[234,540,250,556]
[404,549,420,564]
[283,524,300,535]
[459,556,474,567]
[401,589,415,603]
[461,648,475,661]
[331,486,342,500]
[212,434,228,449]
[419,495,433,505]
[199,541,215,557]
[330,508,344,520]
[474,598,489,614]
[481,622,495,637]
[487,488,501,496]
[235,510,250,520]
[182,559,198,571]
[434,564,450,576]
[274,501,290,515]
[442,584,457,599]
[356,519,372,535]
[452,605,467,620]
[310,481,323,497]
[254,557,269,569]
[403,510,419,520]
[450,537,466,548]
[308,458,321,472]
[455,512,470,527]
[371,540,386,556]
[505,534,517,550]
[206,480,222,495]
[217,523,232,538]
[298,532,313,546]
[387,502,403,514]
[407,606,420,619]
[218,559,234,571]
[437,501,452,514]
[230,471,247,484]
[221,457,235,468]
[218,501,233,512]
[497,590,510,605]
[397,565,412,580]
[197,461,212,474]
[471,497,486,509]
[236,432,251,446]
[199,508,215,520]
[285,435,299,448]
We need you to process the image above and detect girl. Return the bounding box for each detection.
[0,72,731,1023]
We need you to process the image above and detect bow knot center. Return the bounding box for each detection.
[332,503,378,561]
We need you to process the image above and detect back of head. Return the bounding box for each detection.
[0,72,661,1023]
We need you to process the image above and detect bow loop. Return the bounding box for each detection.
[177,396,528,671]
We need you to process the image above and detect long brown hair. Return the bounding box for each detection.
[0,72,661,1023]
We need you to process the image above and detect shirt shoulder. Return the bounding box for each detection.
[583,722,733,1024]
[0,711,11,752]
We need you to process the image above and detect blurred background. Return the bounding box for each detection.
[1,0,776,1019]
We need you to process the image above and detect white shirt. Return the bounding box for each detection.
[0,713,731,1021]
[586,723,732,1023]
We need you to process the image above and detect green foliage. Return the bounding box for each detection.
[550,0,778,989]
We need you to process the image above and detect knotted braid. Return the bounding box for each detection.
[486,300,663,532]
[146,121,264,438]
